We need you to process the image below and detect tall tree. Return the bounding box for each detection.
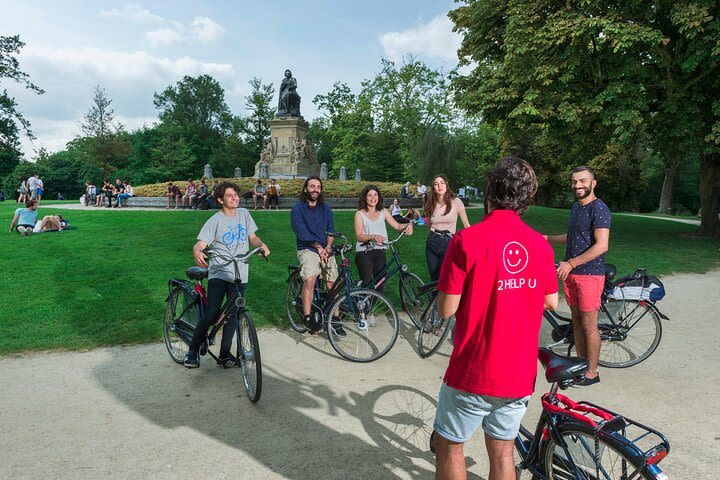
[243,77,275,158]
[153,74,232,174]
[75,85,131,178]
[0,35,44,177]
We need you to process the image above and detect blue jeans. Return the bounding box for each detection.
[116,193,132,206]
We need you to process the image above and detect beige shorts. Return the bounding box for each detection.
[297,248,339,283]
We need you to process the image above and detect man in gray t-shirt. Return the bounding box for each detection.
[184,182,270,369]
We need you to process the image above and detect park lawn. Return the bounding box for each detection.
[0,202,717,355]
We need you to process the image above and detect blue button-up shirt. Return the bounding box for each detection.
[290,201,334,252]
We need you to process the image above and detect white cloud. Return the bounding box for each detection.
[192,17,225,43]
[379,15,461,63]
[146,28,185,48]
[100,4,167,24]
[100,4,225,48]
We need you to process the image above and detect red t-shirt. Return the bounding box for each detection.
[438,209,557,398]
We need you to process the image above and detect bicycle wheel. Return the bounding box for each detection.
[399,271,428,329]
[326,288,399,362]
[568,301,662,368]
[417,297,454,358]
[164,287,200,363]
[235,310,262,402]
[285,269,307,333]
[542,423,654,480]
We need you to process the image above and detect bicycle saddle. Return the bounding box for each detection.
[604,263,617,282]
[417,281,439,296]
[186,266,208,280]
[538,347,588,384]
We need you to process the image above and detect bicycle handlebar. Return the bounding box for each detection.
[205,245,268,264]
[361,220,416,249]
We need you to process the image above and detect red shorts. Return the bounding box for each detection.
[563,274,604,312]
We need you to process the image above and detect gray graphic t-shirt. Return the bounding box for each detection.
[198,209,258,283]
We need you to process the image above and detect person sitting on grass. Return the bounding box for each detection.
[182,179,197,209]
[184,181,271,368]
[166,182,181,209]
[9,199,39,236]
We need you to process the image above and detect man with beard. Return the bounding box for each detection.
[290,176,345,336]
[544,166,611,386]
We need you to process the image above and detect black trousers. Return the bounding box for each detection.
[354,249,387,294]
[426,231,453,282]
[189,278,246,358]
[268,194,279,208]
[392,214,410,224]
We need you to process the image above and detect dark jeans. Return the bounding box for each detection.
[426,231,453,282]
[355,248,387,294]
[392,214,410,224]
[189,278,246,358]
[268,194,279,208]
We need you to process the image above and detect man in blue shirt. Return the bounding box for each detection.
[290,176,345,336]
[545,166,611,386]
[9,200,39,236]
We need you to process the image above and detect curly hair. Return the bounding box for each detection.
[485,156,537,215]
[357,184,384,211]
[212,181,240,204]
[299,176,325,204]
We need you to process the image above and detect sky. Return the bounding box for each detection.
[0,0,463,160]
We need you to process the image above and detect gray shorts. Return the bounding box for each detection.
[434,382,530,442]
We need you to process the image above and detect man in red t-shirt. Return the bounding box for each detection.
[431,157,559,480]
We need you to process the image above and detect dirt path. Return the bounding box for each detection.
[1,270,718,479]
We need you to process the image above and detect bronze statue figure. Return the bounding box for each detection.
[276,69,301,117]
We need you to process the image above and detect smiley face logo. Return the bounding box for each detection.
[503,241,529,274]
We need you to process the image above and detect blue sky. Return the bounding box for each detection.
[0,0,462,158]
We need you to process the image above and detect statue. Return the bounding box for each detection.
[339,166,347,181]
[260,140,275,164]
[276,69,301,117]
[291,136,316,164]
[259,163,269,179]
[203,164,213,179]
[355,169,361,181]
[320,162,328,180]
[234,167,242,178]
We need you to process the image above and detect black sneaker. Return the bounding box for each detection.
[303,314,321,333]
[575,374,600,387]
[217,354,238,369]
[330,316,346,337]
[184,351,200,368]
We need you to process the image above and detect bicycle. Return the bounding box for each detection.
[357,221,432,328]
[285,232,400,362]
[513,347,671,479]
[415,282,456,358]
[544,265,669,368]
[163,245,266,402]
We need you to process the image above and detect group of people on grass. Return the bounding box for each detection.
[9,199,69,236]
[16,174,45,205]
[178,157,611,480]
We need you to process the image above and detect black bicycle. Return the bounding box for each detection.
[285,232,400,362]
[544,265,668,368]
[358,222,431,328]
[414,282,457,358]
[514,348,670,479]
[164,245,266,402]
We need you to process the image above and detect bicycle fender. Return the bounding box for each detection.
[649,303,670,321]
[167,279,196,300]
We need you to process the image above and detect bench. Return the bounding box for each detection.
[122,197,432,209]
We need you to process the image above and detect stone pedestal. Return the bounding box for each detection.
[254,116,320,178]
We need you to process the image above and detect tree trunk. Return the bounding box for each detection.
[699,153,720,239]
[657,163,679,214]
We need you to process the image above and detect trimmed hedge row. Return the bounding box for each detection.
[133,178,409,198]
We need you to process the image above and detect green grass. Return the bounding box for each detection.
[0,202,717,355]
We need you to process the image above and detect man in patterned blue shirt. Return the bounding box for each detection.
[544,166,611,386]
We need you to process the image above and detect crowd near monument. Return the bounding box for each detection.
[254,69,320,179]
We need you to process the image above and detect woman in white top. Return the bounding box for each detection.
[423,174,471,281]
[354,185,413,294]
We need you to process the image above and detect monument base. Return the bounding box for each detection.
[254,116,320,179]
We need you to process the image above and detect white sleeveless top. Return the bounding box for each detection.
[355,210,389,252]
